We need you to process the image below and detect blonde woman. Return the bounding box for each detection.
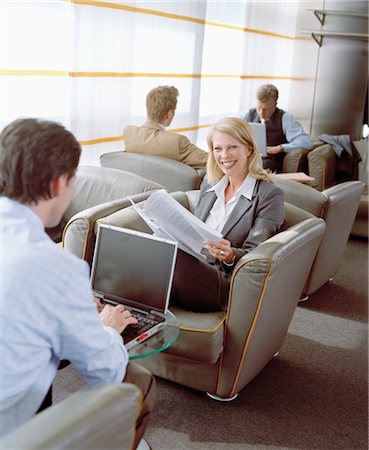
[171,117,285,312]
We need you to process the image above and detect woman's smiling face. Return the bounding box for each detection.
[212,131,252,180]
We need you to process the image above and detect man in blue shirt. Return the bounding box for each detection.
[238,84,313,172]
[0,118,155,448]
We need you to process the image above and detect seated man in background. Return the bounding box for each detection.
[238,84,313,172]
[0,118,155,449]
[124,85,208,169]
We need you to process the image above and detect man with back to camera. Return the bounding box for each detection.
[124,85,208,169]
[0,118,155,449]
[238,83,313,172]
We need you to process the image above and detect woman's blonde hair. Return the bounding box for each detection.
[206,117,274,185]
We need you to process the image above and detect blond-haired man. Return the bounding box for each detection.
[124,86,208,169]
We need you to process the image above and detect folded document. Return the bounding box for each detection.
[129,189,222,260]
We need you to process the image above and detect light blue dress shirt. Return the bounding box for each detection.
[0,197,128,436]
[237,109,313,152]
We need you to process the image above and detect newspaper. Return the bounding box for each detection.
[129,189,222,260]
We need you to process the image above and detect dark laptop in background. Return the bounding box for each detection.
[90,224,178,349]
[248,122,267,156]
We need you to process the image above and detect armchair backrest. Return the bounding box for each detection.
[100,151,206,192]
[0,383,141,450]
[57,165,162,265]
[274,177,364,295]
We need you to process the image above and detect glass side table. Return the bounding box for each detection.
[128,310,179,360]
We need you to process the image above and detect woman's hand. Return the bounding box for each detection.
[205,239,234,264]
[99,304,138,334]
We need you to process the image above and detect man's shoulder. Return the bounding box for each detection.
[239,108,258,122]
[39,241,89,278]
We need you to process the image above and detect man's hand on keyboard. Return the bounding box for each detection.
[100,304,138,335]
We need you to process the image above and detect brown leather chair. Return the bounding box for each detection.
[282,141,325,174]
[97,191,325,400]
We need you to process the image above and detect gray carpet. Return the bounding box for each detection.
[54,237,368,450]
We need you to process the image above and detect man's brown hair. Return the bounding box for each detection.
[0,118,81,204]
[146,86,179,123]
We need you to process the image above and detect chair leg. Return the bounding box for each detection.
[207,392,238,402]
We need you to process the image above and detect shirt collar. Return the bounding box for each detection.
[0,196,45,231]
[206,174,257,200]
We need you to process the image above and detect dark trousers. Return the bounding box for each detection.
[262,153,285,173]
[171,249,230,312]
[124,363,156,449]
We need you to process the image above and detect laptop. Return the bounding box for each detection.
[248,122,267,156]
[90,224,178,349]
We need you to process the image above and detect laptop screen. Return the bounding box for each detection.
[90,224,177,314]
[248,122,267,156]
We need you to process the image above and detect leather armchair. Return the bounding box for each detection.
[274,177,364,297]
[100,151,206,192]
[97,191,325,399]
[307,141,368,238]
[282,149,310,173]
[47,165,162,265]
[0,383,141,450]
[282,141,324,174]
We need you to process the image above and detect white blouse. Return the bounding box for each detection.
[205,174,257,233]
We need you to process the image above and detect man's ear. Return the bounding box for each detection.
[50,175,66,198]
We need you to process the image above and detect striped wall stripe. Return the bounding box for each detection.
[68,0,298,41]
[79,124,213,146]
[0,70,311,81]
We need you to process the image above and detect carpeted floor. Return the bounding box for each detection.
[54,237,368,450]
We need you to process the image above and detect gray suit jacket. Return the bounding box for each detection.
[195,178,285,267]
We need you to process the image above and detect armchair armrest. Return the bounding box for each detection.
[63,191,156,264]
[216,210,325,398]
[0,384,141,450]
[307,144,337,190]
[282,149,310,173]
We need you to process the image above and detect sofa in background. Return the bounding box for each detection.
[0,383,141,450]
[274,177,364,298]
[306,140,368,238]
[97,191,325,400]
[46,165,163,265]
[100,151,206,192]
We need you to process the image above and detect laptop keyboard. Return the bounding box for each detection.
[121,311,159,338]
